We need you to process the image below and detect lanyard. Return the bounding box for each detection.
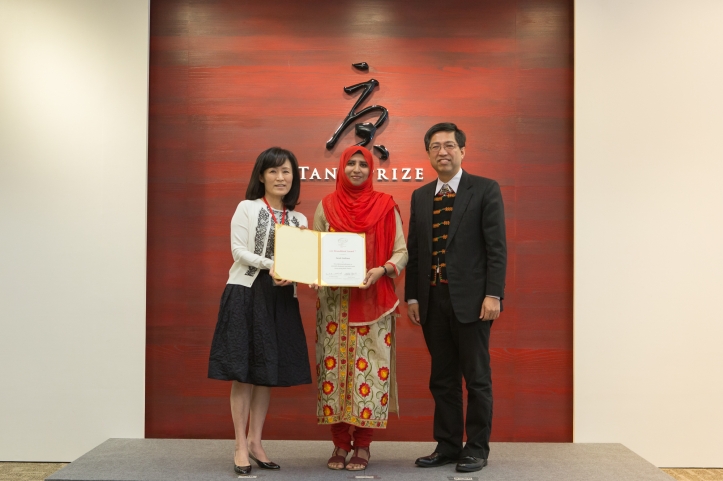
[262,197,286,225]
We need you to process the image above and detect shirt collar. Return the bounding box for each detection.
[435,168,463,195]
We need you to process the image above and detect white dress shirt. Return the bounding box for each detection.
[435,168,463,195]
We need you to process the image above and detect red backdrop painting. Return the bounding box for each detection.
[147,0,573,441]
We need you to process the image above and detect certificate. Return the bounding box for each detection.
[320,232,366,286]
[273,225,366,286]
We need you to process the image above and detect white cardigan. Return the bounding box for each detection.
[227,199,308,287]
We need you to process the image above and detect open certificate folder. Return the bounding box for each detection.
[273,224,366,286]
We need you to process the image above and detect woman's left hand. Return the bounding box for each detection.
[270,264,292,287]
[360,266,386,290]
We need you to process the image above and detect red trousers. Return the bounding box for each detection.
[331,423,373,451]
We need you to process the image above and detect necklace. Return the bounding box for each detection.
[263,197,287,225]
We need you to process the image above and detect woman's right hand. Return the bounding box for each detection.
[359,266,386,290]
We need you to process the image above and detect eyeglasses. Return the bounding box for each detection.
[429,142,458,153]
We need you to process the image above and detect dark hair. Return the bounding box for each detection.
[424,122,466,151]
[245,147,301,210]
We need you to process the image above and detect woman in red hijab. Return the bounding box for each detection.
[314,146,408,471]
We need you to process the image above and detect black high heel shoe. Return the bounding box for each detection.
[249,452,280,470]
[234,463,252,475]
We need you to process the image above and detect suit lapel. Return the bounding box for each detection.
[421,182,436,251]
[446,171,473,246]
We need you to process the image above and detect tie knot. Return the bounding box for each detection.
[440,184,451,195]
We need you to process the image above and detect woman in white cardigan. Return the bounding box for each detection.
[208,147,311,475]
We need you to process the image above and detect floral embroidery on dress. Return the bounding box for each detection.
[324,356,337,370]
[358,383,371,397]
[322,381,335,395]
[356,358,369,372]
[316,285,394,428]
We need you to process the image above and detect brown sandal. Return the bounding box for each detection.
[327,447,348,470]
[346,446,370,471]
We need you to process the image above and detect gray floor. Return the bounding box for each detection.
[47,439,674,481]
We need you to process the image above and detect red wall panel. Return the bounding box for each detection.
[147,0,573,442]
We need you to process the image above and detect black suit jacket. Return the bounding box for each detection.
[405,171,507,324]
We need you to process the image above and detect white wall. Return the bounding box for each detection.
[0,0,149,461]
[575,0,723,468]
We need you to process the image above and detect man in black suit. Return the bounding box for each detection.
[406,123,507,473]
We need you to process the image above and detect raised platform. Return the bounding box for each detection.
[47,439,673,481]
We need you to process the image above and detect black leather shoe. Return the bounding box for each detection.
[249,452,280,470]
[456,456,487,472]
[415,452,457,467]
[234,464,252,474]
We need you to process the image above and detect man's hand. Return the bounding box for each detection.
[480,296,500,321]
[407,303,421,326]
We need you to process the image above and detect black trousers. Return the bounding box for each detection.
[421,284,493,459]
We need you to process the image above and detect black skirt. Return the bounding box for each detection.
[208,271,312,387]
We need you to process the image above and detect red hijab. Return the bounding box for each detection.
[322,146,400,325]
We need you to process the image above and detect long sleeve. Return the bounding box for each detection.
[230,202,273,271]
[386,210,408,277]
[481,181,507,298]
[313,201,327,232]
[404,189,419,301]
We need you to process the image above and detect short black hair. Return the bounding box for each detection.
[245,147,301,210]
[424,122,466,151]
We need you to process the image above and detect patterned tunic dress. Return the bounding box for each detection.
[313,203,408,428]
